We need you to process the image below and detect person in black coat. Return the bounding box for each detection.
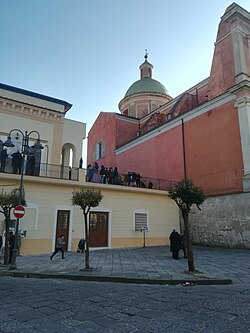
[28,155,35,175]
[169,229,182,259]
[0,148,8,172]
[77,239,85,252]
[8,232,15,264]
[11,150,22,174]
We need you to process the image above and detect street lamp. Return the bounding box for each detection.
[4,129,44,270]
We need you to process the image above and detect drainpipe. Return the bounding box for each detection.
[182,118,187,179]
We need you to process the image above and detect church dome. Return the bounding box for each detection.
[125,77,168,98]
[119,53,172,118]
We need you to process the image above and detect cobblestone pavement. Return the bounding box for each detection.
[0,247,249,332]
[0,276,249,333]
[1,246,249,285]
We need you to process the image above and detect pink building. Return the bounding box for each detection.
[88,3,250,248]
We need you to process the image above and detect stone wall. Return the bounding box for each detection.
[188,192,250,249]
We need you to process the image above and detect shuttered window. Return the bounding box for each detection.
[134,212,148,231]
[93,140,105,160]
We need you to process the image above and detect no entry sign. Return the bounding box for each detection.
[13,205,25,219]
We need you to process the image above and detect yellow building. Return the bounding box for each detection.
[0,83,179,255]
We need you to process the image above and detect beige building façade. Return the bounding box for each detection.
[0,83,179,255]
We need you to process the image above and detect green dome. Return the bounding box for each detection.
[125,78,168,98]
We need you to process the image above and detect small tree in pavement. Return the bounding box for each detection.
[71,188,103,269]
[168,179,205,272]
[0,188,25,264]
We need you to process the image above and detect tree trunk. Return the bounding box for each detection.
[182,210,195,272]
[84,212,90,269]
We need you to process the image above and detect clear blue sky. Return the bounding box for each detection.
[1,0,249,164]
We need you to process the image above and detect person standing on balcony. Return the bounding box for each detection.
[79,157,83,169]
[99,165,105,183]
[0,148,8,172]
[28,155,36,176]
[148,180,153,189]
[113,167,119,185]
[86,164,92,182]
[11,150,22,174]
[92,161,99,182]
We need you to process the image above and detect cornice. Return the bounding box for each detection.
[229,79,250,94]
[0,97,64,122]
[116,92,235,154]
[235,96,250,108]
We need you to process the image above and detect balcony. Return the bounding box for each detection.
[0,161,178,190]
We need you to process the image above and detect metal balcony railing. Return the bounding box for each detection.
[1,161,178,190]
[87,173,178,191]
[39,163,79,180]
[0,161,79,181]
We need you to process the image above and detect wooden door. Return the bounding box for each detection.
[55,210,70,250]
[89,212,108,247]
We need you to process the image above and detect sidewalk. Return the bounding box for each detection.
[0,246,249,285]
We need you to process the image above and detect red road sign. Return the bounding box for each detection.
[13,205,25,219]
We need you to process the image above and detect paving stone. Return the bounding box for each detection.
[0,246,249,333]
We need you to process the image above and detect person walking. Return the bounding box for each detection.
[50,235,65,260]
[169,229,182,260]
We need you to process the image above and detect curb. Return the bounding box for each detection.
[0,271,233,286]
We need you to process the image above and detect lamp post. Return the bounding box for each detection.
[4,129,43,270]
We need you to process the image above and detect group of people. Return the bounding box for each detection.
[169,229,188,260]
[86,162,153,189]
[0,148,36,175]
[0,148,23,173]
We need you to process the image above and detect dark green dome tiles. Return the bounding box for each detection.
[125,78,168,98]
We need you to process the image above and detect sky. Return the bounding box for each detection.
[1,0,250,165]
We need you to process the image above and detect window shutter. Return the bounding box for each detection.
[135,213,148,231]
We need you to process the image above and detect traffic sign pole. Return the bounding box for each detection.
[9,205,25,270]
[9,218,20,271]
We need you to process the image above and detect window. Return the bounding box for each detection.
[134,211,148,231]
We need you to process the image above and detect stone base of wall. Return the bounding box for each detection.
[189,192,250,249]
[243,174,250,192]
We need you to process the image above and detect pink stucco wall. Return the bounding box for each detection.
[116,100,243,195]
[116,126,184,181]
[185,100,243,195]
[87,112,117,167]
[116,117,139,147]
